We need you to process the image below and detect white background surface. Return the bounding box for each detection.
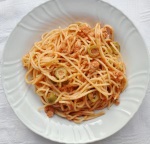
[0,0,150,144]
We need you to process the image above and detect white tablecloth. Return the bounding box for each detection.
[0,0,150,144]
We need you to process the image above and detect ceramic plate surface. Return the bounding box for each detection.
[2,0,150,143]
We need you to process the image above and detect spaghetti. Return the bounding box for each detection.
[22,22,127,123]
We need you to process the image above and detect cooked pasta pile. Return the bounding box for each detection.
[22,22,127,123]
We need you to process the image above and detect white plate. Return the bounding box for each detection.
[1,0,150,143]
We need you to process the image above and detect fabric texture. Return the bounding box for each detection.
[0,0,150,143]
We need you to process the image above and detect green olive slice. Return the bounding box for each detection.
[55,67,67,79]
[111,41,120,54]
[88,92,99,102]
[47,92,57,104]
[88,45,99,57]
